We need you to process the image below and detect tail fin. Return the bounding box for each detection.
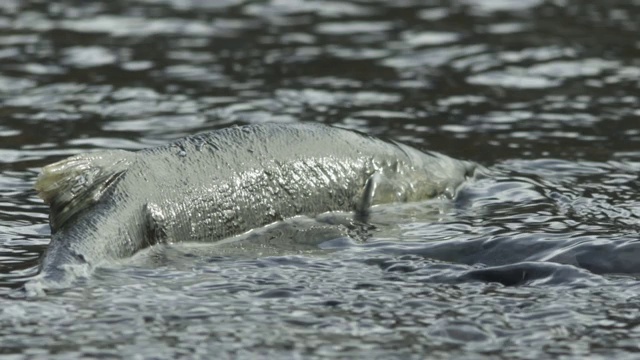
[35,150,134,232]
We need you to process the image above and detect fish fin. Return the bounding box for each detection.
[355,172,406,223]
[355,173,380,223]
[35,150,134,232]
[144,202,169,246]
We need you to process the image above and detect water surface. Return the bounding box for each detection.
[2,0,640,358]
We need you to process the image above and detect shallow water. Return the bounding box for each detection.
[2,0,640,358]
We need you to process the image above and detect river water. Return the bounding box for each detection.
[1,0,640,358]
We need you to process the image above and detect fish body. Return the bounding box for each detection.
[34,123,475,284]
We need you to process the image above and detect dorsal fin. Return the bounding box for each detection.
[35,150,134,232]
[355,173,379,223]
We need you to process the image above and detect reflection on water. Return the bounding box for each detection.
[2,0,640,358]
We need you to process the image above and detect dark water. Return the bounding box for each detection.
[2,0,640,358]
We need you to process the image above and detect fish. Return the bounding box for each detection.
[30,123,476,287]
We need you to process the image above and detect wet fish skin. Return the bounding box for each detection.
[33,123,476,286]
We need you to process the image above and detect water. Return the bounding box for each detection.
[2,0,640,358]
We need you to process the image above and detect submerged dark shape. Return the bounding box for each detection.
[31,123,476,287]
[459,262,604,287]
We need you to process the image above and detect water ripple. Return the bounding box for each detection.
[2,0,640,358]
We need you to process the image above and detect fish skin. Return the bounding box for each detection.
[32,123,476,286]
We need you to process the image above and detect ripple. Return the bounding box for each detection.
[163,65,227,83]
[3,0,640,358]
[350,110,414,120]
[245,0,373,17]
[467,71,561,89]
[316,21,393,35]
[275,88,402,107]
[121,61,154,71]
[382,45,487,69]
[59,15,215,36]
[104,114,207,134]
[402,31,461,47]
[462,0,544,14]
[0,34,40,45]
[325,46,389,60]
[141,0,245,10]
[418,8,449,21]
[426,319,495,344]
[486,22,529,34]
[528,59,619,79]
[0,75,36,93]
[62,46,116,68]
